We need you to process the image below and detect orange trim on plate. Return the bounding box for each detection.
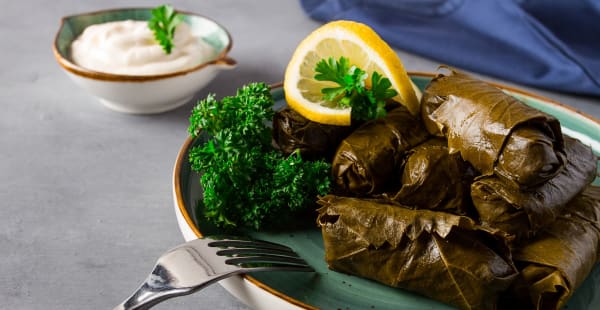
[172,73,600,310]
[173,136,204,238]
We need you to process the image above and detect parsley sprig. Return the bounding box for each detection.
[314,56,398,121]
[188,83,331,230]
[148,4,183,54]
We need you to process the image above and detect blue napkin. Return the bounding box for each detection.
[299,0,600,96]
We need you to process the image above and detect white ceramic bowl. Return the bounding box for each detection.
[53,8,235,114]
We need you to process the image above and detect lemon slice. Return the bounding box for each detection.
[284,20,419,126]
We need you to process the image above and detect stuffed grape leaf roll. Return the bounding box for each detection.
[499,186,600,310]
[421,69,566,188]
[470,136,597,241]
[317,195,518,310]
[272,107,356,160]
[332,105,429,196]
[390,138,477,215]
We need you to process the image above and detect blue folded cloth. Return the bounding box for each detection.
[300,0,600,96]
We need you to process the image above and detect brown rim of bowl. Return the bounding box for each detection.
[52,7,235,82]
[172,73,600,309]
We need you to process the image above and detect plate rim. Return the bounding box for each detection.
[172,71,600,309]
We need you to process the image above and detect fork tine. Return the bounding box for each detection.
[225,255,310,268]
[207,239,295,252]
[241,264,314,273]
[216,247,301,258]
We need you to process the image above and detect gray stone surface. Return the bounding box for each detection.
[1,0,598,309]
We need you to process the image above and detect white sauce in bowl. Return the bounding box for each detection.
[70,20,216,75]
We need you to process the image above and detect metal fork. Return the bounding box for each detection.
[114,236,313,310]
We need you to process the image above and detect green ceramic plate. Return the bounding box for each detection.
[173,73,600,309]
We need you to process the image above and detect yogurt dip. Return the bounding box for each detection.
[70,20,216,75]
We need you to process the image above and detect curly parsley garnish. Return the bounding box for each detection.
[188,83,331,230]
[148,4,183,54]
[315,56,398,121]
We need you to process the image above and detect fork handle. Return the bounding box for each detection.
[114,263,227,310]
[114,281,189,310]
